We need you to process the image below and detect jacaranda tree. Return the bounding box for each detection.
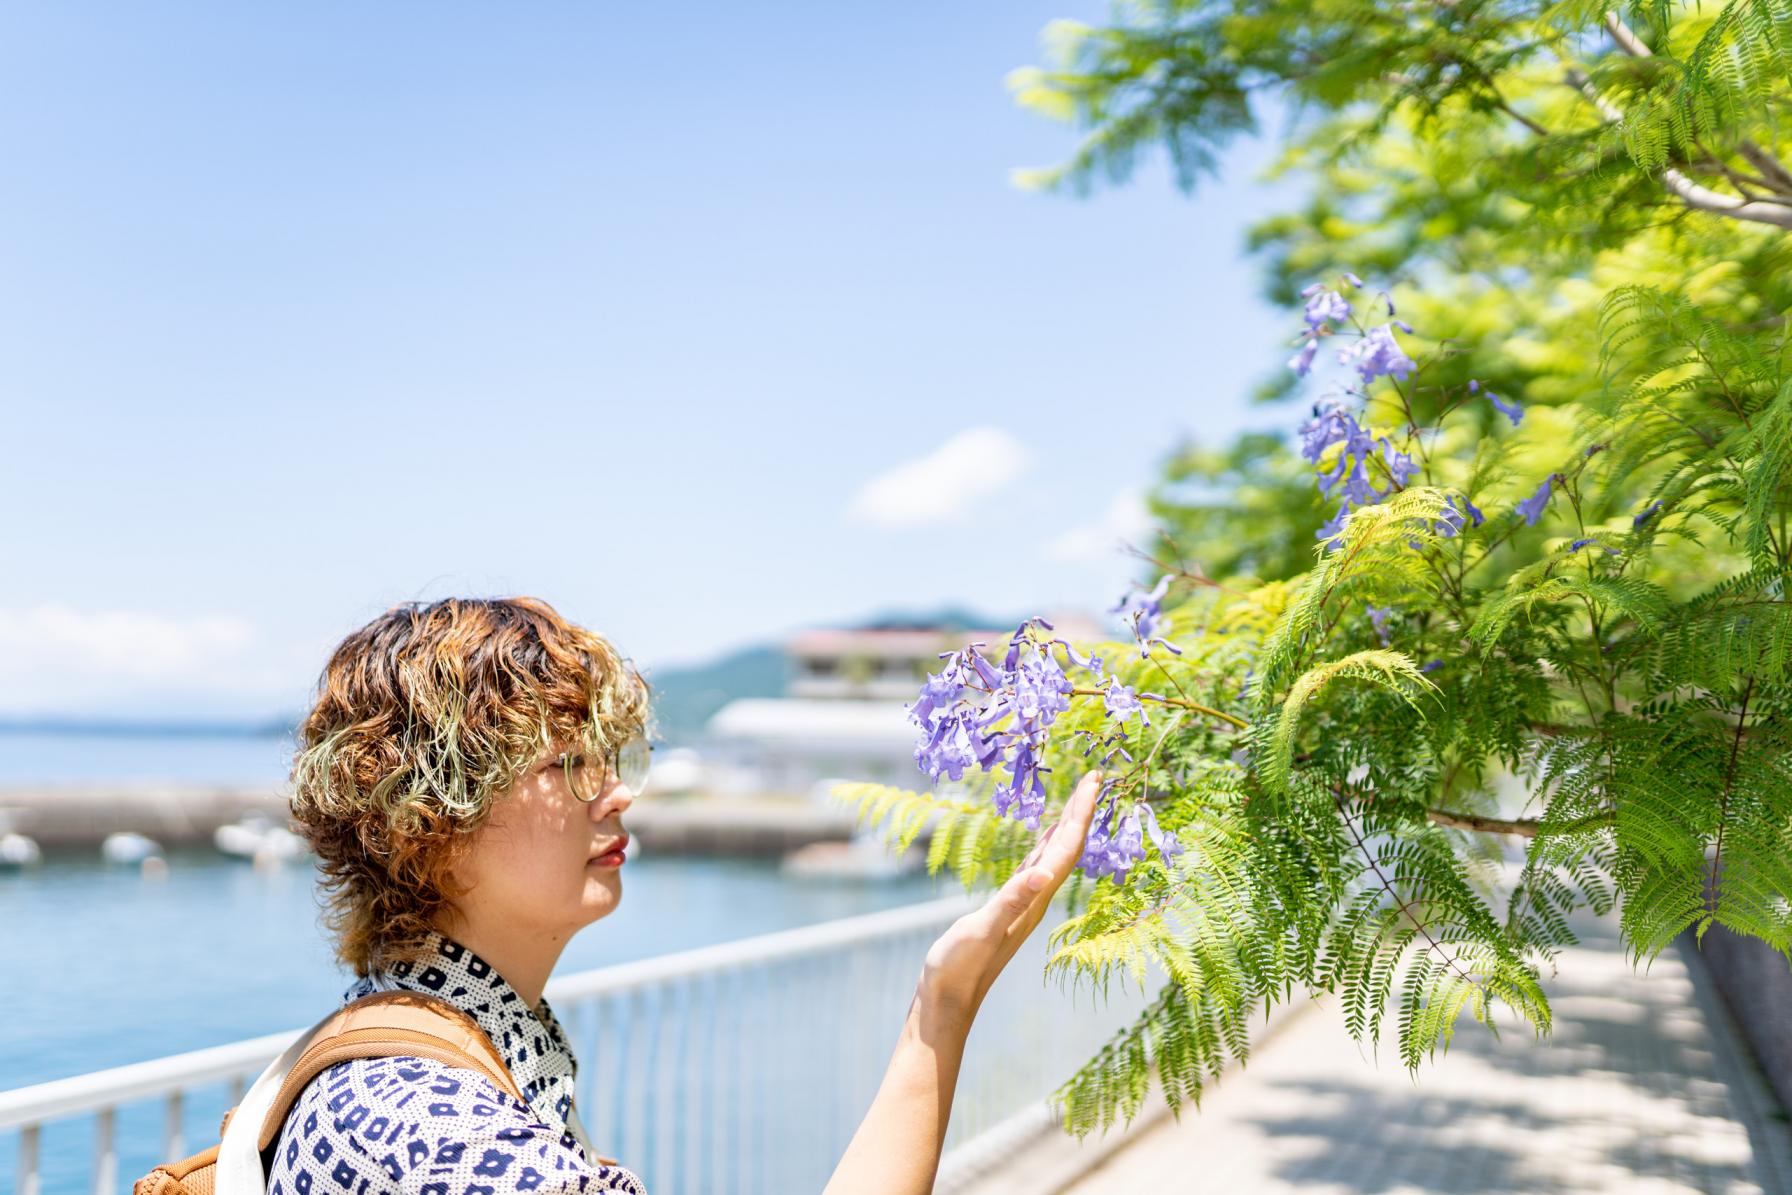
[836,0,1792,1137]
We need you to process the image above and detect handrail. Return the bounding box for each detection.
[0,894,979,1132]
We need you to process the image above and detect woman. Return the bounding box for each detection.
[272,596,1099,1195]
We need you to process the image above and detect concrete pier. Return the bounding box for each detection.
[0,784,859,856]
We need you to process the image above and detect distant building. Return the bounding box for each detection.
[701,610,1103,801]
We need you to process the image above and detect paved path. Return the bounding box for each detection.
[1056,916,1792,1194]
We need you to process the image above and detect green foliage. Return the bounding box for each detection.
[835,0,1792,1141]
[831,778,1036,886]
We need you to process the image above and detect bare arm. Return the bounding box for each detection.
[822,770,1103,1195]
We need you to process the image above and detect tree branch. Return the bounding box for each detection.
[1563,65,1792,229]
[1581,14,1792,227]
[1425,807,1540,837]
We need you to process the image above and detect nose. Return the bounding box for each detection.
[594,779,635,817]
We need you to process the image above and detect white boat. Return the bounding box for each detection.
[100,832,163,865]
[780,834,924,882]
[0,832,42,866]
[215,813,309,864]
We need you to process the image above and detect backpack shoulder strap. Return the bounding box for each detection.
[252,989,524,1149]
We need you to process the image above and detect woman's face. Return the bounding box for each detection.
[445,740,636,946]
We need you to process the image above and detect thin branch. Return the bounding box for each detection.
[1333,787,1484,987]
[1424,807,1539,837]
[1738,141,1792,194]
[1706,675,1755,917]
[1069,686,1250,730]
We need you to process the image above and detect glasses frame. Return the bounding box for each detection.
[552,731,652,803]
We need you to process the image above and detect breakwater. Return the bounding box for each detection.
[0,785,860,855]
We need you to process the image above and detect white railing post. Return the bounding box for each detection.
[17,1122,40,1195]
[164,1088,185,1161]
[92,1105,115,1195]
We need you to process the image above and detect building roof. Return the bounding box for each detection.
[706,698,918,750]
[785,628,1012,658]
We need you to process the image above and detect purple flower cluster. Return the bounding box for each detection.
[1436,493,1484,538]
[1338,323,1417,384]
[1299,401,1421,539]
[1079,797,1183,883]
[1109,575,1184,659]
[1288,275,1361,377]
[909,617,1112,830]
[906,597,1191,882]
[1287,273,1415,387]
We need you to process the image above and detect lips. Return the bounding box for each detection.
[589,834,629,865]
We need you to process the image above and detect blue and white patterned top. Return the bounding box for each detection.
[267,933,646,1194]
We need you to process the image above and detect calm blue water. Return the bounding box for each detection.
[0,730,949,1190]
[0,728,296,786]
[0,850,944,1192]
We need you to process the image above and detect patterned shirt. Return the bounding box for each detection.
[266,933,646,1194]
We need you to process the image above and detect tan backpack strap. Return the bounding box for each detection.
[254,990,525,1150]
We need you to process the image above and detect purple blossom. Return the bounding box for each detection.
[1137,803,1183,860]
[1516,474,1561,527]
[1420,659,1444,673]
[1634,500,1662,528]
[913,705,978,782]
[1342,272,1365,289]
[1053,639,1104,678]
[992,741,1050,830]
[1300,403,1363,465]
[1569,537,1593,551]
[1338,324,1416,384]
[1078,800,1146,882]
[1468,378,1480,393]
[1367,606,1393,646]
[1078,798,1184,883]
[1110,574,1172,644]
[1488,391,1523,426]
[1103,679,1150,726]
[909,653,969,729]
[1010,644,1074,739]
[1300,401,1420,541]
[1384,293,1397,317]
[1288,337,1320,377]
[1382,442,1419,488]
[1145,636,1183,658]
[1436,493,1484,539]
[1304,288,1352,330]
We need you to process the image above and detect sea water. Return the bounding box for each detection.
[0,730,947,1191]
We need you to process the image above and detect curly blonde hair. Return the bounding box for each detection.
[290,596,652,975]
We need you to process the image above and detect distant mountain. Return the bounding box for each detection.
[641,644,790,746]
[641,606,1020,745]
[851,605,1025,633]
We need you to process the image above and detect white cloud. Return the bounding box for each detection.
[1044,487,1155,565]
[847,426,1030,528]
[0,605,275,713]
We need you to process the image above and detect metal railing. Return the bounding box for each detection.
[1,896,1149,1194]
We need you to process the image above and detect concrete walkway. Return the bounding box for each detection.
[1051,915,1792,1194]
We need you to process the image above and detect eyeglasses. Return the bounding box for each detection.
[550,731,652,803]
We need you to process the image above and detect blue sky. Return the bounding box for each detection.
[0,2,1296,719]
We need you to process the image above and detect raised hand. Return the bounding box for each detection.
[917,768,1104,1021]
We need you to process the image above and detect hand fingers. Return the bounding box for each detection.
[1038,770,1103,874]
[984,769,1105,935]
[1018,822,1059,871]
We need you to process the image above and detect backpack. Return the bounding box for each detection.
[134,990,537,1195]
